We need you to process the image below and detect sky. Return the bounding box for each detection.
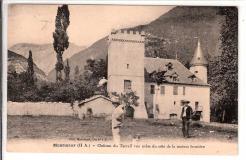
[8,5,174,48]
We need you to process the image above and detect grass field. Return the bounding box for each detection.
[7,115,237,143]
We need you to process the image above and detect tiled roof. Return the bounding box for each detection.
[144,57,208,86]
[78,95,113,106]
[190,40,208,66]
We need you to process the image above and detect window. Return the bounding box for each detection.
[189,74,197,82]
[127,64,129,69]
[166,62,173,70]
[183,86,186,95]
[124,80,131,92]
[150,85,155,94]
[173,77,178,81]
[195,102,199,111]
[86,108,93,117]
[160,86,165,95]
[173,86,178,95]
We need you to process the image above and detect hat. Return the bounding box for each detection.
[181,100,190,104]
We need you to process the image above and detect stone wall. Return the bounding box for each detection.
[7,102,73,116]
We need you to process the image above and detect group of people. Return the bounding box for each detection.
[110,96,194,143]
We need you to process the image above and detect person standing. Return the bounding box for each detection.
[111,96,125,144]
[180,100,193,138]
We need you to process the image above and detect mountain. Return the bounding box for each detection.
[134,6,224,63]
[47,37,108,81]
[8,50,47,82]
[9,43,86,75]
[47,6,225,81]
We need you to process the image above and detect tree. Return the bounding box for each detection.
[27,50,35,86]
[218,7,238,123]
[111,91,140,118]
[74,65,80,80]
[209,7,238,123]
[53,5,70,82]
[64,59,70,82]
[84,58,107,81]
[83,58,107,95]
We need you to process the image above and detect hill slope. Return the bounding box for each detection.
[136,6,223,63]
[9,43,86,75]
[48,6,225,81]
[8,50,48,82]
[47,37,108,81]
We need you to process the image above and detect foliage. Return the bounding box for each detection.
[84,58,107,81]
[53,5,70,82]
[83,58,107,96]
[64,59,70,82]
[8,58,108,103]
[111,91,139,107]
[27,50,35,86]
[8,71,39,102]
[149,70,168,85]
[219,7,238,122]
[209,7,238,123]
[74,65,80,80]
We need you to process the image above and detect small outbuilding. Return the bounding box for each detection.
[75,95,114,119]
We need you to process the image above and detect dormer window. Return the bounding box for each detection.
[188,74,197,82]
[173,77,179,82]
[166,62,173,70]
[172,72,179,82]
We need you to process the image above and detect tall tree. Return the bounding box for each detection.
[27,50,35,86]
[74,65,80,80]
[218,7,238,122]
[209,7,238,122]
[53,5,70,82]
[64,59,70,82]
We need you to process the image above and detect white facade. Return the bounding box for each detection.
[75,96,115,119]
[189,40,208,83]
[107,31,210,122]
[107,30,148,119]
[190,65,208,83]
[145,83,210,122]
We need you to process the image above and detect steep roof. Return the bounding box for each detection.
[190,40,208,66]
[144,57,208,86]
[78,95,113,107]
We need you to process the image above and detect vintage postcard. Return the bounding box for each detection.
[3,2,238,155]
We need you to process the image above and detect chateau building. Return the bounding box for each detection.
[107,29,210,122]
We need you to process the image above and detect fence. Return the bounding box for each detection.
[7,102,74,116]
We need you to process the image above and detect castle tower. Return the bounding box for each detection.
[107,29,148,119]
[190,39,208,83]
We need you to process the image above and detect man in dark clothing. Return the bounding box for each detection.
[180,100,193,138]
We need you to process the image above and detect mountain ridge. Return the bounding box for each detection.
[46,6,225,81]
[8,50,48,82]
[9,42,86,75]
